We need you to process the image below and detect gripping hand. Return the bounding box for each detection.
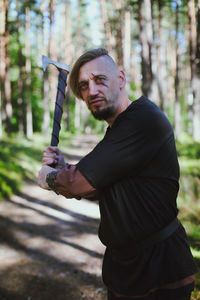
[42,146,66,169]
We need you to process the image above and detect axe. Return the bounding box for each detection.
[42,55,70,147]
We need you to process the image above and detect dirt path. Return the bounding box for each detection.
[0,135,107,300]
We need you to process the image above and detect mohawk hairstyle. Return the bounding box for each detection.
[69,48,109,99]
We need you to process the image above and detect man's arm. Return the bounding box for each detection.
[38,146,98,200]
[55,164,98,200]
[37,164,98,200]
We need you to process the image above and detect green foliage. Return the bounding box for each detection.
[178,143,200,159]
[177,134,200,159]
[87,113,105,134]
[0,167,21,199]
[177,135,200,299]
[0,136,41,199]
[178,207,200,299]
[31,65,43,132]
[179,158,200,178]
[129,82,138,102]
[178,188,200,300]
[0,133,73,200]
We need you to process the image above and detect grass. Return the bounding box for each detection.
[0,132,72,200]
[178,158,200,299]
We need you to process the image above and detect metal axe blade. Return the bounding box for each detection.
[42,55,70,73]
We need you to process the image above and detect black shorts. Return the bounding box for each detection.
[107,283,194,300]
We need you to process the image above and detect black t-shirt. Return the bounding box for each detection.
[77,96,197,296]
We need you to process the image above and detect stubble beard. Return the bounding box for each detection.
[89,94,119,121]
[91,103,118,121]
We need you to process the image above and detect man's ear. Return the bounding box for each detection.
[119,70,126,89]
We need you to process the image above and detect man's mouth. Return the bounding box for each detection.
[89,98,105,108]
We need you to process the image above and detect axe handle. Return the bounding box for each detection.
[51,70,68,146]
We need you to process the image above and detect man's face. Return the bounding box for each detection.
[78,56,123,121]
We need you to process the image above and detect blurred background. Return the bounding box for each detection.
[0,0,200,299]
[0,0,200,138]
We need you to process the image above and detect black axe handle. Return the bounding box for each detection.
[51,69,68,146]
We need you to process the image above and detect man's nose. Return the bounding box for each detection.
[88,81,98,96]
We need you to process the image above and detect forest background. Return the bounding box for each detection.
[0,0,200,298]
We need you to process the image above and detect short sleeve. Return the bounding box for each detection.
[77,105,173,190]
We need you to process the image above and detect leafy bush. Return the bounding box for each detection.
[177,141,200,158]
[176,134,200,159]
[0,135,47,200]
[0,133,73,200]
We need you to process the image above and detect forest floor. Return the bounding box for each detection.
[0,134,107,300]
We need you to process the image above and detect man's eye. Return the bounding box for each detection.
[96,76,105,83]
[79,83,88,90]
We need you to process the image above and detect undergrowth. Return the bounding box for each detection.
[0,133,72,200]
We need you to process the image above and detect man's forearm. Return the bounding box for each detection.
[54,164,98,200]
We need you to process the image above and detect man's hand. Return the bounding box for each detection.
[42,146,66,169]
[37,165,57,190]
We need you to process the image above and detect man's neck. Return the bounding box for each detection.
[106,98,132,127]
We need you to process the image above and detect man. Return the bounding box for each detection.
[38,48,197,300]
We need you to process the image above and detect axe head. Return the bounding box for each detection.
[42,55,70,73]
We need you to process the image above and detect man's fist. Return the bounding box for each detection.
[37,165,56,190]
[42,146,66,169]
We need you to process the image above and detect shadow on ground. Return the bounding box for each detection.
[0,187,106,300]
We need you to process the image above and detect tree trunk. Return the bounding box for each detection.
[48,0,57,111]
[41,0,50,134]
[0,0,7,136]
[25,6,33,139]
[197,0,200,75]
[16,0,25,135]
[174,0,181,138]
[113,0,124,68]
[148,0,159,104]
[73,0,85,131]
[63,0,73,132]
[4,0,12,134]
[157,0,167,113]
[99,0,115,58]
[138,0,152,97]
[63,0,73,64]
[123,9,131,95]
[188,0,200,141]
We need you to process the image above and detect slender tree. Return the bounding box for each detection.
[72,0,92,131]
[16,0,25,134]
[113,0,124,68]
[100,0,116,60]
[99,0,113,54]
[41,0,50,134]
[123,6,131,93]
[61,0,73,132]
[138,0,152,97]
[188,0,200,141]
[48,0,57,111]
[197,0,200,75]
[174,0,181,138]
[148,0,159,104]
[157,0,167,113]
[0,0,7,136]
[25,5,33,138]
[4,0,12,134]
[73,0,83,131]
[62,0,73,64]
